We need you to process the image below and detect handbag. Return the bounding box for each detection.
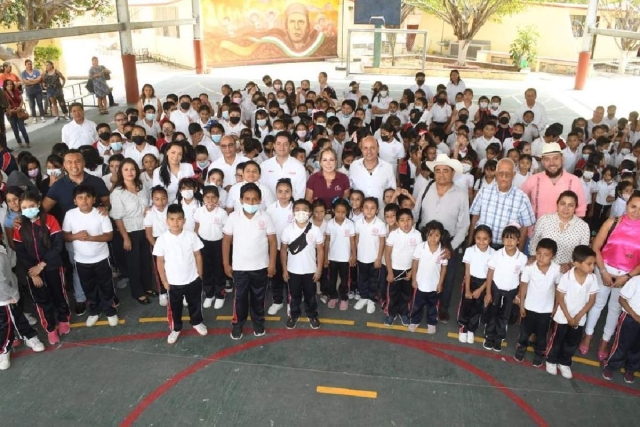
[104,70,111,80]
[16,108,29,121]
[85,79,94,93]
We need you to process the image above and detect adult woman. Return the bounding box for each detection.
[88,57,111,115]
[0,62,21,91]
[446,70,465,105]
[3,80,30,148]
[152,141,195,203]
[580,190,640,360]
[42,61,69,121]
[137,84,162,121]
[529,191,590,271]
[21,59,46,123]
[305,147,350,210]
[110,158,155,304]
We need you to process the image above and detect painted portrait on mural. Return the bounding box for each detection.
[202,0,339,66]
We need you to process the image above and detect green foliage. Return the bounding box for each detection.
[0,0,112,31]
[33,46,62,70]
[509,25,540,69]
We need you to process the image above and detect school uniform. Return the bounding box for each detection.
[516,262,562,356]
[266,201,294,305]
[355,217,387,301]
[62,208,116,317]
[458,245,495,333]
[410,242,448,326]
[609,197,627,218]
[581,178,597,209]
[123,143,160,169]
[385,228,421,318]
[591,179,616,231]
[225,181,275,213]
[194,206,228,300]
[180,199,200,232]
[605,276,640,375]
[143,206,168,294]
[377,139,405,177]
[153,229,205,332]
[547,268,599,367]
[325,218,355,301]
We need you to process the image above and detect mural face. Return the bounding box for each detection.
[202,0,339,66]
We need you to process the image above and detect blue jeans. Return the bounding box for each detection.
[7,115,29,145]
[27,91,45,118]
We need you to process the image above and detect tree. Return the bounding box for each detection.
[385,3,417,66]
[598,0,640,74]
[403,0,527,65]
[0,0,112,61]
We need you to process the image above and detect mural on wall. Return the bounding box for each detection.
[202,0,339,66]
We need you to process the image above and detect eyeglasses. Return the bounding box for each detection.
[219,144,235,149]
[116,119,125,122]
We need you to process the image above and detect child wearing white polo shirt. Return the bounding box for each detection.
[281,199,325,330]
[153,205,207,345]
[409,220,448,334]
[63,186,117,327]
[546,245,598,379]
[323,198,356,311]
[144,186,169,306]
[384,208,421,326]
[194,186,228,310]
[354,197,387,314]
[514,238,562,367]
[222,183,277,340]
[483,225,528,352]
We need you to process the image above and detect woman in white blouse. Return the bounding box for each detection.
[110,158,155,304]
[152,141,195,203]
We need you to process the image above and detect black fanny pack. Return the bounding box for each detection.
[288,222,313,255]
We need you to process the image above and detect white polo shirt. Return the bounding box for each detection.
[195,136,222,162]
[377,139,405,175]
[521,262,562,313]
[553,268,599,326]
[193,206,227,242]
[430,103,452,123]
[170,109,199,136]
[386,228,421,270]
[223,210,276,271]
[225,181,275,212]
[349,158,396,206]
[371,95,392,118]
[222,121,247,136]
[621,276,640,315]
[152,229,204,285]
[326,218,355,263]
[266,201,294,249]
[412,243,448,292]
[152,163,195,204]
[180,199,199,231]
[123,143,160,168]
[62,207,112,264]
[487,248,528,291]
[61,119,98,149]
[472,136,501,160]
[261,156,307,200]
[281,222,324,275]
[136,119,162,138]
[355,217,387,263]
[595,179,616,206]
[463,245,495,279]
[210,154,249,188]
[143,206,168,238]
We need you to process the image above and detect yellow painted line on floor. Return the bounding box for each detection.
[69,320,126,328]
[215,315,281,322]
[446,332,507,346]
[367,322,427,334]
[571,356,600,368]
[316,386,377,399]
[139,316,189,323]
[319,318,355,326]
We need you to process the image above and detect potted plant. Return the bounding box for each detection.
[509,25,540,72]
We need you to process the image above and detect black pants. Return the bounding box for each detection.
[546,322,583,366]
[605,313,640,373]
[110,220,129,278]
[517,310,552,356]
[232,269,268,327]
[75,258,117,317]
[0,109,5,134]
[484,284,518,344]
[288,272,318,319]
[201,239,224,299]
[458,276,486,333]
[167,278,203,332]
[328,261,350,300]
[27,267,70,332]
[372,116,383,133]
[270,256,286,304]
[410,289,438,325]
[386,269,412,318]
[440,245,461,313]
[590,202,611,233]
[0,304,37,354]
[125,230,153,299]
[378,265,388,302]
[357,261,380,300]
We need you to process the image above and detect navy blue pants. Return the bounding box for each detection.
[201,239,225,299]
[484,284,518,344]
[357,261,380,300]
[546,323,583,366]
[386,269,412,318]
[75,258,117,317]
[232,269,268,327]
[410,289,438,326]
[517,310,552,356]
[288,272,318,319]
[605,312,640,374]
[167,278,203,332]
[327,261,350,300]
[457,276,487,333]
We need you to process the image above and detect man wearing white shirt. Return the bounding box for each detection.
[260,131,307,200]
[188,123,221,162]
[513,88,548,130]
[170,95,199,136]
[210,135,249,190]
[123,126,159,168]
[349,136,396,206]
[587,106,605,135]
[409,72,434,99]
[603,105,618,130]
[61,103,98,149]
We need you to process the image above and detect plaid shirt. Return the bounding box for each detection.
[470,184,535,244]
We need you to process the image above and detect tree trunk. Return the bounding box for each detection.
[457,39,471,66]
[617,50,630,75]
[16,40,39,60]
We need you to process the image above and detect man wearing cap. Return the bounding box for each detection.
[188,123,221,162]
[348,136,396,206]
[468,158,535,250]
[414,153,470,323]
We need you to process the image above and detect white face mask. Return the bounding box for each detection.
[379,91,388,98]
[621,148,631,156]
[462,163,472,173]
[294,211,310,223]
[491,102,500,109]
[583,171,594,180]
[480,102,488,109]
[257,119,267,127]
[181,189,194,199]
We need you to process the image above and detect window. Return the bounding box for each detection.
[154,7,181,38]
[570,15,586,38]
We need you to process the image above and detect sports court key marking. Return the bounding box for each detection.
[316,386,378,399]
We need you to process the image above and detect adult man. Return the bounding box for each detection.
[587,106,605,134]
[61,103,98,149]
[188,123,221,162]
[210,135,249,190]
[415,154,469,322]
[513,88,548,130]
[410,72,434,100]
[42,150,111,316]
[469,158,535,250]
[348,136,396,206]
[261,131,307,200]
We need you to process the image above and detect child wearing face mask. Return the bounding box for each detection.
[590,166,617,231]
[581,164,598,219]
[176,178,202,232]
[610,181,634,218]
[489,96,502,117]
[254,109,272,143]
[193,146,211,185]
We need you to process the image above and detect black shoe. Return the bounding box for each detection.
[438,308,450,323]
[286,317,298,330]
[253,323,266,337]
[74,302,86,316]
[532,354,544,368]
[309,317,321,329]
[514,345,526,362]
[230,325,243,340]
[493,340,503,352]
[483,340,493,350]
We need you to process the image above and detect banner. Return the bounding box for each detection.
[202,0,339,66]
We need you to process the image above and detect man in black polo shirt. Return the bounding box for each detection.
[43,149,111,315]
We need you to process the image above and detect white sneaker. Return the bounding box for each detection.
[558,364,573,379]
[24,313,37,326]
[31,118,37,124]
[183,296,188,307]
[347,291,355,300]
[107,315,119,327]
[458,331,468,343]
[354,292,361,301]
[86,315,100,327]
[159,294,168,307]
[214,298,225,310]
[0,353,10,370]
[546,362,558,376]
[40,117,46,123]
[427,325,436,334]
[25,336,45,352]
[203,297,214,309]
[193,323,208,336]
[167,330,180,344]
[366,300,376,314]
[467,331,475,344]
[354,298,368,310]
[268,303,283,315]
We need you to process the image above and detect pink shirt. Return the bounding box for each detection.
[601,215,640,272]
[521,171,587,220]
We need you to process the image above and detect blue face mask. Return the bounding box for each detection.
[221,111,229,120]
[22,207,39,219]
[110,142,122,151]
[242,203,259,214]
[212,134,222,144]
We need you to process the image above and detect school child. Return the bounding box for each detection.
[225,161,275,213]
[311,199,329,297]
[193,146,212,185]
[409,220,448,334]
[266,178,294,315]
[176,178,202,232]
[591,166,617,231]
[281,199,324,329]
[380,203,399,305]
[483,225,528,352]
[349,190,364,223]
[141,153,158,189]
[13,192,70,345]
[223,183,277,340]
[610,181,634,218]
[144,186,170,306]
[354,197,387,314]
[194,186,228,309]
[206,168,228,209]
[546,245,599,379]
[473,160,497,199]
[458,225,495,344]
[513,154,532,189]
[103,154,124,191]
[323,198,356,311]
[602,275,640,383]
[514,238,562,366]
[384,208,421,326]
[153,204,207,345]
[581,164,598,218]
[62,186,118,327]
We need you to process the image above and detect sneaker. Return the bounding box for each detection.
[624,371,635,384]
[182,296,188,307]
[458,327,467,343]
[286,317,298,330]
[384,315,395,326]
[319,295,328,304]
[230,326,243,340]
[0,353,10,370]
[483,340,493,351]
[309,317,321,329]
[347,291,355,300]
[327,299,338,309]
[514,345,526,362]
[47,330,60,345]
[167,330,180,344]
[427,324,436,334]
[438,309,450,323]
[400,315,409,326]
[225,280,234,293]
[214,298,225,310]
[546,362,558,376]
[354,298,368,310]
[532,354,544,368]
[493,340,502,352]
[558,364,572,379]
[86,315,100,327]
[366,300,376,314]
[159,294,168,307]
[25,336,45,352]
[408,323,418,332]
[54,117,61,122]
[64,116,71,121]
[354,291,361,300]
[31,118,37,124]
[339,300,349,311]
[203,297,214,309]
[268,303,283,315]
[40,117,46,123]
[74,302,86,316]
[116,278,129,289]
[602,366,614,381]
[107,315,119,327]
[253,323,266,337]
[24,313,37,326]
[467,331,475,344]
[193,323,208,336]
[58,322,70,335]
